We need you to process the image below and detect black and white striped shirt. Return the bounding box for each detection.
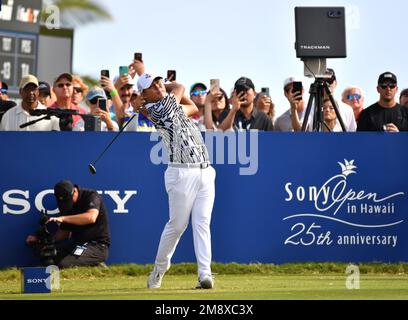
[145,94,209,164]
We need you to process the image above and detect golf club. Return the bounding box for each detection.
[89,113,137,174]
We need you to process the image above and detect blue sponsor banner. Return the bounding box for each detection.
[0,132,407,268]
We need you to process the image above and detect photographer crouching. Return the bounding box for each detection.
[26,180,111,268]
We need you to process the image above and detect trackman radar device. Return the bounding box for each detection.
[295,7,347,59]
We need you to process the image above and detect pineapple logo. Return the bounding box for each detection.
[338,159,357,178]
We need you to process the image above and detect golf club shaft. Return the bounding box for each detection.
[93,113,137,164]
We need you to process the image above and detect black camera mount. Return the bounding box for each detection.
[19,108,101,131]
[19,108,77,131]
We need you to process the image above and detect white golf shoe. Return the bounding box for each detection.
[147,267,164,289]
[196,274,215,289]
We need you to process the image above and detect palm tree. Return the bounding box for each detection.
[41,0,113,29]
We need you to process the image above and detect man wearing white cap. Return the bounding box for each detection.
[137,73,216,290]
[0,75,60,131]
[275,76,306,131]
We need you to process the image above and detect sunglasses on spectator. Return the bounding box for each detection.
[380,83,397,90]
[73,87,83,94]
[57,83,72,88]
[191,90,207,96]
[347,94,362,101]
[1,89,7,94]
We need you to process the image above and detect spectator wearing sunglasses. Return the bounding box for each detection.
[50,73,88,131]
[189,83,207,131]
[0,81,10,100]
[0,80,17,123]
[358,72,408,132]
[72,75,89,111]
[342,86,365,121]
[400,88,408,106]
[86,87,119,132]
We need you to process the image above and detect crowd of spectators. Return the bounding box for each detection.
[0,55,407,132]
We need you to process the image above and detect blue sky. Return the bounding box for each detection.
[73,0,407,116]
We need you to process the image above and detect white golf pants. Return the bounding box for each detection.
[154,165,216,278]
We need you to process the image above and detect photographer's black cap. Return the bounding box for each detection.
[54,180,75,214]
[378,72,397,85]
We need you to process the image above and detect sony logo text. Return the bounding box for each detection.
[2,189,137,215]
[27,278,47,284]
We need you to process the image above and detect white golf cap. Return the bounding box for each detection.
[137,73,163,92]
[283,76,301,89]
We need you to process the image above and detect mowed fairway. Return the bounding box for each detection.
[1,273,407,300]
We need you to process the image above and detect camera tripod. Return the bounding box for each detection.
[301,78,346,132]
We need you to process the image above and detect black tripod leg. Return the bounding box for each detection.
[323,82,347,132]
[301,84,316,132]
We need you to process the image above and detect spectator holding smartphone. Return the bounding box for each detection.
[113,57,145,127]
[254,89,275,124]
[218,77,273,131]
[203,88,230,130]
[86,87,119,132]
[100,72,124,124]
[275,77,306,131]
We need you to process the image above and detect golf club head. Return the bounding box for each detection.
[89,163,97,175]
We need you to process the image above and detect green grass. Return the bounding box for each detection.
[1,263,407,300]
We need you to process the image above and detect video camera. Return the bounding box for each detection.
[32,210,58,266]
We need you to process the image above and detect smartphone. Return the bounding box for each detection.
[119,66,129,76]
[134,52,143,62]
[261,87,270,97]
[97,98,107,111]
[101,70,110,78]
[292,81,303,100]
[210,79,220,94]
[167,70,176,82]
